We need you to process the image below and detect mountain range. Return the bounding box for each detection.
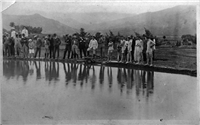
[2,5,196,37]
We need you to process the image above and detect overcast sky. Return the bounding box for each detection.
[2,0,199,14]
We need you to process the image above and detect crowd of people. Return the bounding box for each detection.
[3,27,156,66]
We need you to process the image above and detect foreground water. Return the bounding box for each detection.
[2,60,198,124]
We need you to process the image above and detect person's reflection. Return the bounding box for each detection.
[78,64,84,88]
[117,68,124,95]
[29,60,34,76]
[135,70,141,99]
[3,60,15,79]
[126,68,133,95]
[49,62,53,82]
[34,61,41,80]
[21,60,29,83]
[55,62,59,81]
[63,63,71,87]
[85,64,90,84]
[141,70,146,96]
[99,65,105,90]
[71,62,78,87]
[45,61,50,81]
[146,71,154,97]
[107,67,113,93]
[90,66,96,90]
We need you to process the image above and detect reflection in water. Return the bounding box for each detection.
[3,60,154,97]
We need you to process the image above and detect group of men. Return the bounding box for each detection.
[3,27,156,65]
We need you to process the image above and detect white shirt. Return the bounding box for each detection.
[11,30,16,39]
[89,39,98,50]
[146,39,154,53]
[21,28,28,37]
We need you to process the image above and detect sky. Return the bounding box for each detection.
[2,0,199,14]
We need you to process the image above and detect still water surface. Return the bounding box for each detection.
[2,60,198,124]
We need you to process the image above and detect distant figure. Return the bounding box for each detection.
[53,34,61,59]
[9,35,15,57]
[152,38,156,61]
[34,36,42,58]
[79,37,86,58]
[107,39,114,62]
[63,35,72,59]
[11,27,16,39]
[87,36,98,58]
[120,37,126,62]
[127,36,132,63]
[71,37,79,59]
[28,39,35,58]
[134,37,143,64]
[21,34,28,58]
[117,40,122,62]
[48,34,54,59]
[99,36,105,58]
[44,36,50,59]
[142,36,147,63]
[131,36,136,62]
[21,27,28,37]
[14,34,22,57]
[146,38,155,66]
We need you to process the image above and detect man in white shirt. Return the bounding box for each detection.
[11,27,16,39]
[21,27,28,37]
[87,36,98,58]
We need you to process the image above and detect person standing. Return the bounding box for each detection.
[48,35,53,59]
[53,34,61,59]
[87,36,98,58]
[63,35,72,59]
[14,34,22,57]
[34,36,42,58]
[134,37,142,64]
[120,37,126,62]
[28,39,35,58]
[131,36,136,63]
[71,37,79,59]
[117,40,122,62]
[152,38,156,61]
[127,36,132,63]
[44,36,50,59]
[142,35,147,64]
[21,34,28,58]
[107,39,114,62]
[11,27,16,39]
[146,37,155,66]
[99,36,105,58]
[79,37,86,59]
[21,27,29,38]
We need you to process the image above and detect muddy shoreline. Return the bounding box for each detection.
[3,57,197,77]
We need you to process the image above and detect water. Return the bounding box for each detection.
[2,60,198,124]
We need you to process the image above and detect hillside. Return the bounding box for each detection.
[2,13,77,35]
[88,5,196,37]
[2,5,196,37]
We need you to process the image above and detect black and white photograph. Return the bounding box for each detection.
[1,0,199,124]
